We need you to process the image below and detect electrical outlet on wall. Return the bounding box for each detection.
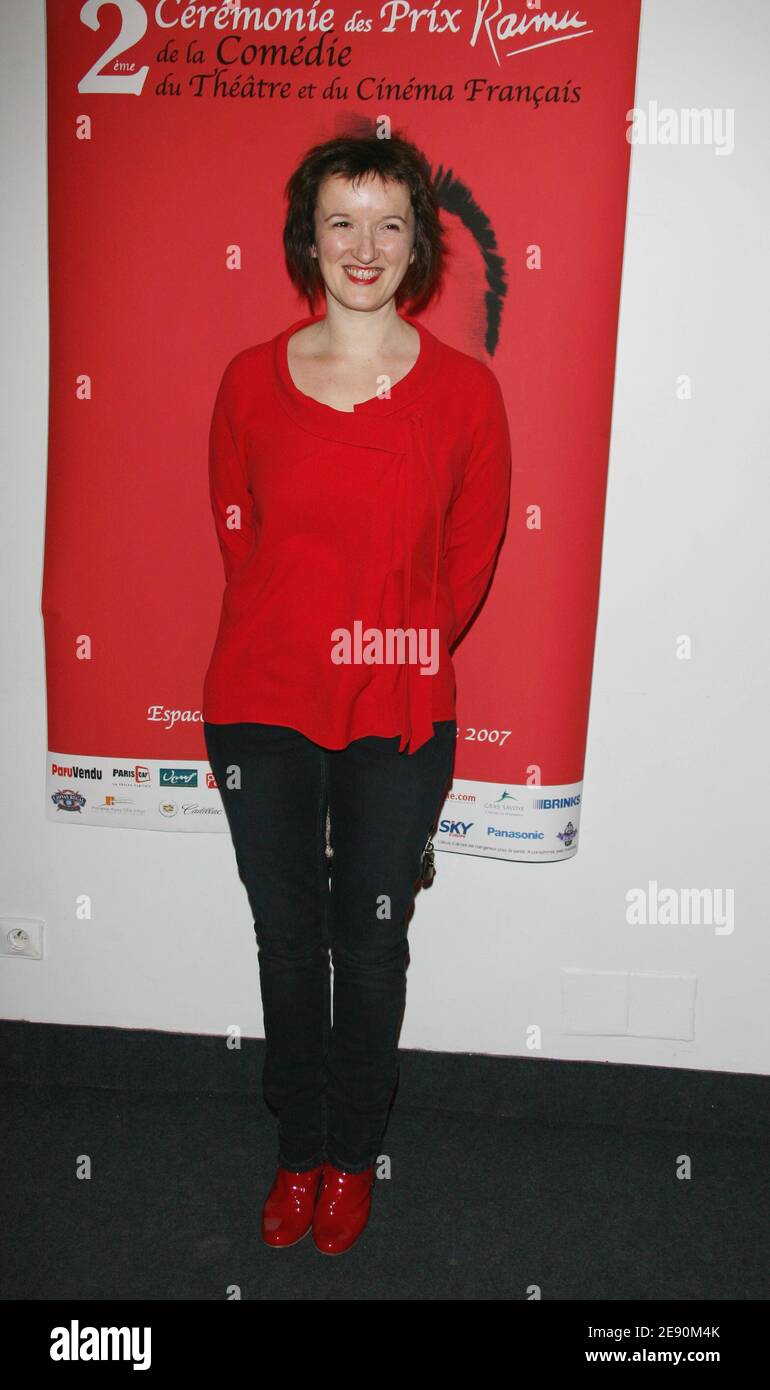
[0,917,44,960]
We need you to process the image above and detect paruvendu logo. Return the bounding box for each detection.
[331,622,439,675]
[50,1321,150,1370]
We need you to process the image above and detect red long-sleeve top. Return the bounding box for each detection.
[202,311,512,755]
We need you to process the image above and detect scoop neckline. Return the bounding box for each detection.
[275,309,435,419]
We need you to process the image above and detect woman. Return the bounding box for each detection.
[202,132,512,1255]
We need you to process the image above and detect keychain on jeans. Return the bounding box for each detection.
[420,836,436,885]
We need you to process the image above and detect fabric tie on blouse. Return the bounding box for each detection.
[393,409,442,754]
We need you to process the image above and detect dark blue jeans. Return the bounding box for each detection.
[203,718,457,1173]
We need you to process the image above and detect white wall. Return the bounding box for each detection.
[1,0,767,1074]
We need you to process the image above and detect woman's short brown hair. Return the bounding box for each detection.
[283,131,447,314]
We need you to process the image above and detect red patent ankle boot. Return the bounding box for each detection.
[312,1161,376,1255]
[261,1163,325,1247]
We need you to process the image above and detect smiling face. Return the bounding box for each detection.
[311,172,416,310]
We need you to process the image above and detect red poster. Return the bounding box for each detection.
[43,0,641,859]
